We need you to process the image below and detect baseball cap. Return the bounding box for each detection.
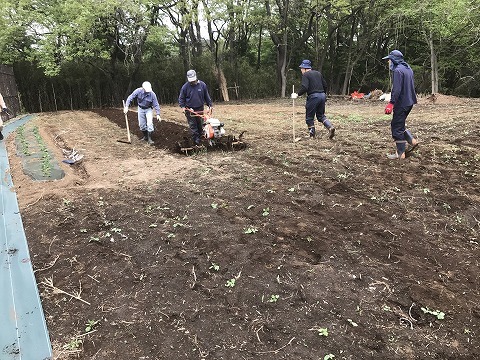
[142,81,152,92]
[299,60,312,69]
[382,50,404,60]
[187,70,197,82]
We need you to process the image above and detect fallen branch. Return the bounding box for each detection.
[409,302,418,322]
[112,250,132,259]
[254,337,295,355]
[87,274,100,283]
[400,317,414,329]
[190,265,197,289]
[48,235,57,255]
[40,276,90,305]
[34,254,60,273]
[77,329,98,337]
[24,191,45,209]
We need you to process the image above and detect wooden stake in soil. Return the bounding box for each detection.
[292,85,295,143]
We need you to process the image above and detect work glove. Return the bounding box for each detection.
[123,106,128,114]
[384,103,393,114]
[291,93,298,99]
[156,115,161,122]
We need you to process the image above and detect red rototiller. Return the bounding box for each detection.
[177,108,246,155]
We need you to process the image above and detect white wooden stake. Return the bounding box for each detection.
[292,85,295,143]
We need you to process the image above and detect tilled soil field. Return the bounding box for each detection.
[5,95,480,359]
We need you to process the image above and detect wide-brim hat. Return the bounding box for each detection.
[299,59,312,69]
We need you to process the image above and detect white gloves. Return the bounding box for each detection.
[291,93,298,99]
[156,115,161,122]
[123,106,128,114]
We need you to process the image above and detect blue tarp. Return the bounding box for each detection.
[1,115,52,360]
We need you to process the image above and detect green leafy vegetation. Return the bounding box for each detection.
[421,307,445,320]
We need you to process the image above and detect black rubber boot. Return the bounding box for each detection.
[147,132,154,145]
[322,119,335,139]
[328,127,335,139]
[0,131,3,141]
[404,130,415,145]
[141,130,148,141]
[404,130,418,156]
[308,126,316,138]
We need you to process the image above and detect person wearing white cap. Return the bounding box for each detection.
[178,70,213,146]
[124,81,161,145]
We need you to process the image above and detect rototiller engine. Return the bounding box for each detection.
[203,117,226,145]
[177,109,246,154]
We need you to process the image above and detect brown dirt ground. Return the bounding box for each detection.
[5,96,480,359]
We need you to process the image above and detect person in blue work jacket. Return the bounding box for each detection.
[291,59,335,139]
[124,81,161,145]
[178,70,213,146]
[382,50,419,159]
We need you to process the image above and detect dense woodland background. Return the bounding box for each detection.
[0,0,479,112]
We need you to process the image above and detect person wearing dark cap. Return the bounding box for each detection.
[124,81,161,145]
[382,50,419,159]
[291,59,335,139]
[178,69,213,146]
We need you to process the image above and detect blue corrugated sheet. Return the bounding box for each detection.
[1,115,52,359]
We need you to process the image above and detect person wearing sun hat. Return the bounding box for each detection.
[382,50,418,159]
[178,69,213,146]
[291,59,335,139]
[124,81,161,145]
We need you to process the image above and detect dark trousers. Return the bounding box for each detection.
[391,105,413,141]
[305,92,329,127]
[185,108,204,144]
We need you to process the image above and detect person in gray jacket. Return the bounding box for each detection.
[124,81,161,145]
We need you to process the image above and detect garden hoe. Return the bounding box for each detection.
[117,100,132,144]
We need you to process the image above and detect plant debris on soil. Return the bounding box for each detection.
[5,96,480,359]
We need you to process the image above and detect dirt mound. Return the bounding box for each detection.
[417,93,469,105]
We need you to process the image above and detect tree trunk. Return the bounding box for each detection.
[341,17,357,95]
[277,40,288,98]
[215,66,229,102]
[428,31,439,94]
[256,25,262,70]
[265,0,289,97]
[342,60,354,96]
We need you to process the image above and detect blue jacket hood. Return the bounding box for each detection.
[383,50,410,70]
